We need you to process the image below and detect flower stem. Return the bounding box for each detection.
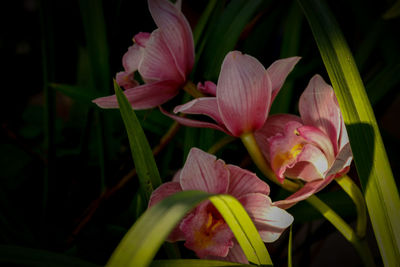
[240,132,300,192]
[182,80,205,98]
[306,195,376,267]
[336,175,367,238]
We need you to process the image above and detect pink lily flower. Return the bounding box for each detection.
[149,148,293,263]
[163,51,300,137]
[93,0,194,109]
[254,74,353,209]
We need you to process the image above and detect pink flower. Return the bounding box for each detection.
[149,148,293,263]
[254,74,353,209]
[163,51,300,137]
[93,0,194,109]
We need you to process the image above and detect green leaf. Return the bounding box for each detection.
[209,195,272,265]
[288,225,293,267]
[383,0,400,19]
[0,245,99,267]
[199,0,263,81]
[297,0,400,265]
[106,191,271,267]
[151,259,252,266]
[114,81,162,202]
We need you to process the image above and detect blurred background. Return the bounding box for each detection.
[0,0,399,266]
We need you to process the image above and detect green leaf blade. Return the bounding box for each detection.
[297,0,400,265]
[114,81,162,202]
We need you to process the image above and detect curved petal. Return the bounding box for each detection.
[299,74,342,153]
[284,144,328,182]
[180,148,229,194]
[133,32,151,47]
[227,164,270,199]
[325,143,353,178]
[116,71,139,90]
[206,241,248,264]
[173,97,225,126]
[274,175,336,209]
[148,181,185,242]
[93,80,180,110]
[338,116,350,152]
[122,42,144,75]
[254,114,302,161]
[217,51,272,136]
[148,0,194,79]
[238,193,293,243]
[138,29,183,83]
[266,57,301,102]
[297,125,335,165]
[160,107,231,135]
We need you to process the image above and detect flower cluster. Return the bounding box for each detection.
[94,0,353,263]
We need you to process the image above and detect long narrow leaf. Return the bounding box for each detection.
[106,191,272,267]
[210,195,272,265]
[114,81,162,202]
[297,0,400,265]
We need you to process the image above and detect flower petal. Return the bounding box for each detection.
[325,143,353,178]
[299,74,342,153]
[284,144,329,182]
[254,114,303,161]
[148,181,184,242]
[138,29,183,83]
[93,80,180,109]
[148,0,194,79]
[238,193,293,242]
[180,148,229,194]
[173,97,225,126]
[266,57,301,102]
[297,125,335,165]
[227,164,270,199]
[217,51,272,136]
[206,241,248,264]
[160,107,231,135]
[274,175,336,209]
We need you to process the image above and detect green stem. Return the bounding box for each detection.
[306,195,375,267]
[240,132,299,192]
[336,175,367,238]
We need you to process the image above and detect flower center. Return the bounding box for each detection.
[193,212,225,249]
[272,143,304,170]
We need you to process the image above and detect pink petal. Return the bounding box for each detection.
[274,175,336,209]
[173,97,225,126]
[133,32,151,47]
[160,107,231,135]
[197,81,217,96]
[227,164,270,199]
[180,148,229,194]
[254,114,303,161]
[267,120,305,182]
[325,143,353,178]
[148,182,185,242]
[148,0,194,79]
[266,57,301,102]
[122,43,144,76]
[139,29,183,83]
[299,74,342,154]
[205,241,248,264]
[93,80,180,110]
[297,125,335,165]
[338,117,350,152]
[238,193,293,242]
[180,201,234,258]
[116,71,139,90]
[284,144,329,182]
[217,51,272,136]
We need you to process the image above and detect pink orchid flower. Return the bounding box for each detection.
[93,0,194,109]
[163,51,300,137]
[254,74,353,209]
[149,148,293,263]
